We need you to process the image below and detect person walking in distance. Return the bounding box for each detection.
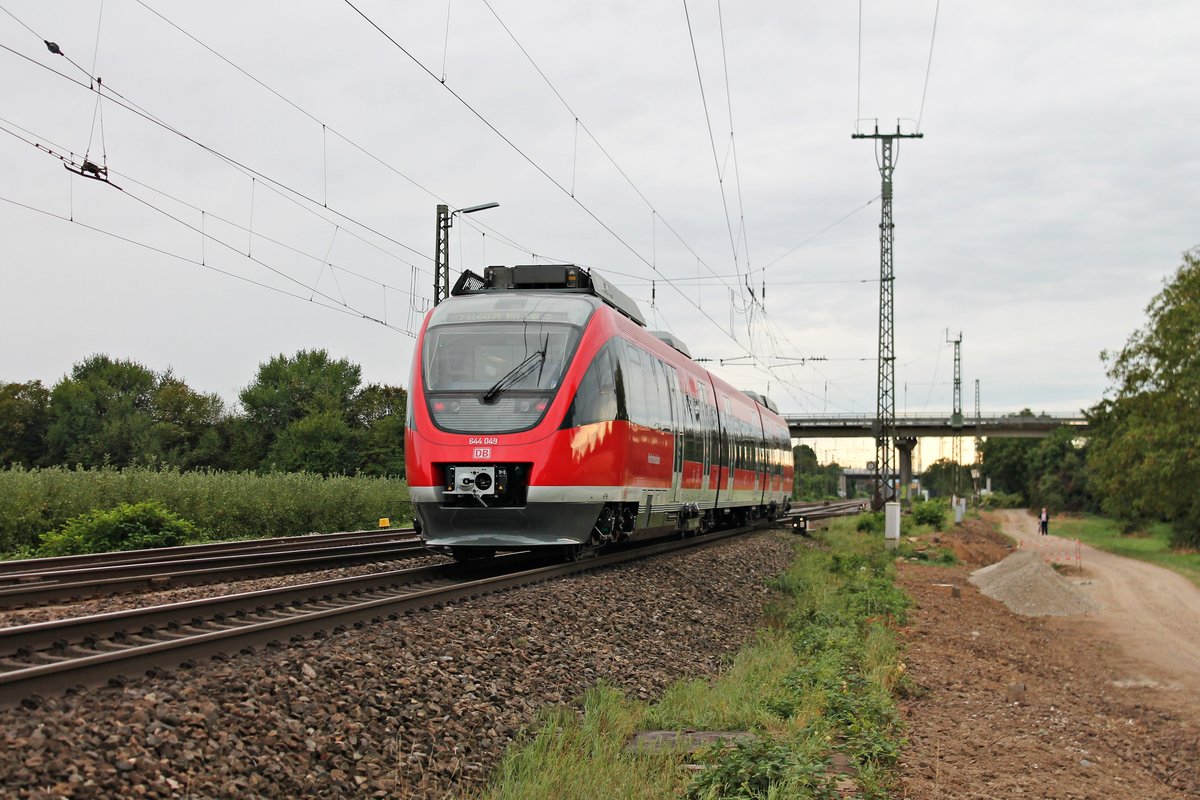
[1039,507,1049,536]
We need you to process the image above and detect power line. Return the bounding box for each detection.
[0,193,417,336]
[0,39,434,270]
[1,115,430,326]
[681,0,743,294]
[916,0,942,133]
[342,0,824,400]
[716,0,753,298]
[856,0,863,132]
[473,0,749,305]
[758,195,880,271]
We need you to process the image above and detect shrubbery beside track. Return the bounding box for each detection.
[0,466,410,556]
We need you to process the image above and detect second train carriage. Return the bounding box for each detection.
[405,264,793,558]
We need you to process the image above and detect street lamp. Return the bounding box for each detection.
[433,201,500,306]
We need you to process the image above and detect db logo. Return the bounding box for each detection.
[473,448,491,459]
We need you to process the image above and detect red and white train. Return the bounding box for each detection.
[405,264,793,559]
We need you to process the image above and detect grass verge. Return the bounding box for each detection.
[0,466,410,557]
[475,523,910,799]
[1055,513,1200,587]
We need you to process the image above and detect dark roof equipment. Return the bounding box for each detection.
[452,264,646,326]
[648,331,692,358]
[743,390,779,415]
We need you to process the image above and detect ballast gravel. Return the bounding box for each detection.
[0,532,799,799]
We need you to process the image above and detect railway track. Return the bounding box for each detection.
[0,524,767,708]
[0,529,425,609]
[785,499,868,532]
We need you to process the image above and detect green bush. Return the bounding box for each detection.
[979,491,1024,510]
[912,499,949,530]
[38,501,199,556]
[0,466,411,556]
[856,512,884,534]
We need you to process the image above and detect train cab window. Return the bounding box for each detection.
[421,294,597,433]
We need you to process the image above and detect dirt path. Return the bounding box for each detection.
[997,508,1200,694]
[897,514,1200,798]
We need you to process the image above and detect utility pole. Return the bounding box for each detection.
[853,122,923,509]
[432,202,499,306]
[947,330,963,494]
[974,378,981,464]
[433,204,451,307]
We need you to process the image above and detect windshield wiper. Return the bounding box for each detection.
[482,348,546,405]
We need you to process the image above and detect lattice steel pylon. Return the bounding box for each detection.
[433,203,451,307]
[853,123,923,509]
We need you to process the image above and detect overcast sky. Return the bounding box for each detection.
[2,1,1196,467]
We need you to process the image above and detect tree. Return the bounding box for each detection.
[978,411,1039,498]
[919,458,962,498]
[1026,428,1092,512]
[791,444,842,500]
[267,412,361,475]
[1087,248,1200,547]
[44,356,159,467]
[150,374,227,469]
[239,350,363,467]
[355,384,408,477]
[240,350,362,429]
[0,381,50,467]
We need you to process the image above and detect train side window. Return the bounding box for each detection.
[560,343,622,428]
[621,342,646,426]
[655,359,673,428]
[642,355,663,429]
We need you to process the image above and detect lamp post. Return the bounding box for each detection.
[433,202,500,306]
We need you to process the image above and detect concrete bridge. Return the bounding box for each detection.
[786,412,1088,504]
[784,412,1088,440]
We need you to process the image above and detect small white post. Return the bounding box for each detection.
[884,502,901,549]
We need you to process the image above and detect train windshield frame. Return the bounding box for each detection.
[421,294,596,433]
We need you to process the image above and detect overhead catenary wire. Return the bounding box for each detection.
[0,193,418,336]
[1,115,431,316]
[0,38,435,272]
[5,4,869,410]
[681,0,744,295]
[343,0,825,399]
[130,0,630,284]
[916,0,941,133]
[474,0,748,304]
[715,0,754,301]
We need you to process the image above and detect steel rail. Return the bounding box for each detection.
[0,539,432,609]
[0,528,418,577]
[0,526,762,707]
[0,557,505,658]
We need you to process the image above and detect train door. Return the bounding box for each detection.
[696,380,716,498]
[660,361,682,502]
[754,410,768,503]
[720,396,734,495]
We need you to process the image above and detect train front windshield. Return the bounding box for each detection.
[421,294,594,433]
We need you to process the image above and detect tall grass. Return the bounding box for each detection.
[0,466,410,555]
[477,523,911,799]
